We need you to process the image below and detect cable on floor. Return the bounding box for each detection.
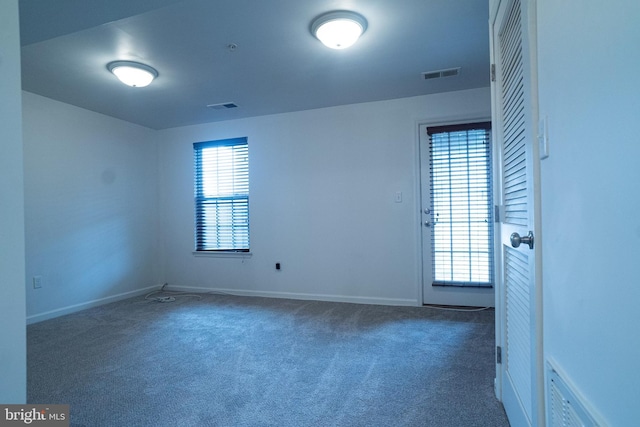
[422,304,492,312]
[144,285,203,303]
[145,282,246,304]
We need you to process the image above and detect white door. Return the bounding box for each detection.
[420,124,495,307]
[490,0,544,426]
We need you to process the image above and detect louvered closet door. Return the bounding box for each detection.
[491,0,543,426]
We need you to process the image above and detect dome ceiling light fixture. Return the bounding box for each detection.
[107,61,158,87]
[311,10,368,50]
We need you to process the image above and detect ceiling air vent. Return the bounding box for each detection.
[206,102,239,110]
[422,67,461,80]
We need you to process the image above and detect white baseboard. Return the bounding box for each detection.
[26,285,420,324]
[166,285,420,307]
[26,285,160,324]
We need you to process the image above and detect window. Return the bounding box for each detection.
[428,122,493,286]
[194,137,249,252]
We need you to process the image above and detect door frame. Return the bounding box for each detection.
[490,0,545,424]
[416,117,495,308]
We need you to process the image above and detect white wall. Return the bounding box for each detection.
[23,92,160,322]
[538,0,640,424]
[158,88,491,305]
[0,0,26,403]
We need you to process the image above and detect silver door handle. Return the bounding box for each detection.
[510,231,534,249]
[424,221,431,227]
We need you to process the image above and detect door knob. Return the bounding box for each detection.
[424,221,431,227]
[510,231,534,249]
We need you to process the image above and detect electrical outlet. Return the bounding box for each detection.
[33,276,43,289]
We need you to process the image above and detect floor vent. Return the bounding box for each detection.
[548,364,600,427]
[206,102,239,110]
[421,67,460,80]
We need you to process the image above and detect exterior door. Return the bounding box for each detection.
[490,0,544,425]
[420,124,495,307]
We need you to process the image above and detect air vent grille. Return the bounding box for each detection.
[421,67,461,80]
[207,102,239,110]
[547,365,600,426]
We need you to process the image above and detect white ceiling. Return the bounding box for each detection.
[19,0,490,130]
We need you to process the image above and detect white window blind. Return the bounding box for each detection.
[194,137,249,252]
[428,122,493,287]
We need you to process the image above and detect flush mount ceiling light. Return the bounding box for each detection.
[311,10,368,49]
[107,61,158,87]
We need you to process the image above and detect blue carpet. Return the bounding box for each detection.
[28,294,509,426]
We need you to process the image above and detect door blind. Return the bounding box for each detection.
[428,122,493,286]
[194,137,249,252]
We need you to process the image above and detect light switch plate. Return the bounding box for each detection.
[539,116,549,160]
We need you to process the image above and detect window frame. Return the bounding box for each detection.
[193,137,250,254]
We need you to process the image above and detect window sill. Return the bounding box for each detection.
[192,251,252,258]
